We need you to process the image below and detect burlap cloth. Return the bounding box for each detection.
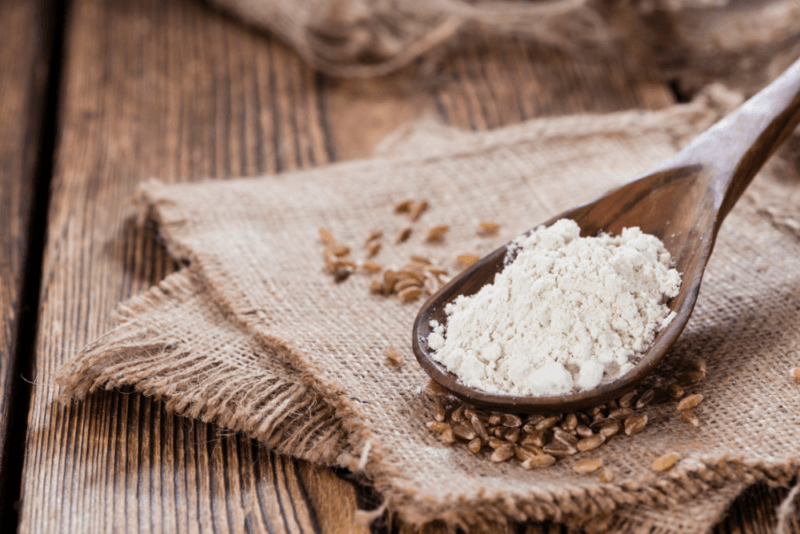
[56,86,800,532]
[204,0,800,98]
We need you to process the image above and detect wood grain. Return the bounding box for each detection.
[17,0,794,531]
[0,0,51,506]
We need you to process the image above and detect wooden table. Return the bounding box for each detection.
[1,0,798,531]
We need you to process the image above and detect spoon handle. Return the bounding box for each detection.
[664,57,800,223]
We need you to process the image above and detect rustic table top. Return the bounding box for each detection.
[1,0,798,532]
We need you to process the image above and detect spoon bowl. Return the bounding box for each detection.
[413,59,800,413]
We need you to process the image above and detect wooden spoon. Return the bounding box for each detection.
[412,58,800,414]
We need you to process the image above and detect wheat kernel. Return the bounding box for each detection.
[680,409,700,427]
[433,399,446,422]
[427,421,449,433]
[385,347,403,366]
[573,458,603,474]
[624,414,648,436]
[652,453,679,472]
[577,434,605,452]
[667,383,685,400]
[677,394,703,411]
[478,221,500,234]
[635,389,655,409]
[361,261,382,273]
[791,368,800,382]
[468,438,482,454]
[522,455,557,469]
[491,444,516,463]
[425,225,450,241]
[366,241,381,257]
[440,427,456,445]
[319,228,336,243]
[456,253,480,266]
[409,200,428,221]
[396,226,412,243]
[598,467,615,483]
[393,199,413,213]
[399,287,422,300]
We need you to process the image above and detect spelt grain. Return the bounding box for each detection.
[399,287,422,300]
[599,420,621,438]
[425,225,450,241]
[427,421,449,432]
[385,347,403,365]
[440,427,456,445]
[451,405,466,422]
[396,226,412,243]
[409,200,428,221]
[326,245,351,257]
[652,453,679,472]
[501,414,522,428]
[453,422,477,440]
[573,458,603,474]
[680,409,700,427]
[393,199,412,213]
[434,399,446,422]
[478,221,501,234]
[468,438,482,454]
[319,228,336,243]
[563,414,578,431]
[361,261,382,273]
[618,390,637,408]
[536,416,560,431]
[577,434,605,452]
[635,389,655,409]
[365,229,383,243]
[505,427,520,443]
[576,425,593,438]
[608,407,634,420]
[522,455,557,469]
[491,445,516,463]
[677,394,703,411]
[676,370,705,384]
[624,414,648,436]
[457,253,480,266]
[598,467,615,483]
[791,368,800,382]
[366,241,381,257]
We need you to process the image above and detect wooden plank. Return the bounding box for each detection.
[28,0,800,532]
[0,0,52,520]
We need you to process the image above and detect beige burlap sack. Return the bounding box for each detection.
[204,0,800,98]
[57,87,800,532]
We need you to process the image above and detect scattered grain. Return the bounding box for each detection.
[395,278,422,292]
[521,430,546,448]
[505,427,521,443]
[333,268,351,283]
[573,458,603,474]
[515,445,539,462]
[366,241,381,257]
[677,394,703,411]
[471,416,489,441]
[425,225,450,241]
[577,434,605,452]
[425,380,451,397]
[680,409,700,427]
[599,420,620,438]
[319,228,336,243]
[385,347,403,366]
[451,405,466,422]
[364,229,383,244]
[624,414,648,436]
[369,279,384,293]
[457,253,480,266]
[523,455,557,469]
[440,427,456,444]
[618,391,637,408]
[468,438,482,454]
[478,221,501,234]
[501,414,522,428]
[393,199,413,213]
[598,467,615,483]
[488,437,506,449]
[409,200,429,221]
[427,421,450,433]
[635,389,655,409]
[791,368,800,383]
[553,428,579,446]
[491,445,516,463]
[361,261,382,273]
[453,422,477,441]
[576,425,594,438]
[652,453,679,472]
[536,416,560,431]
[382,270,398,293]
[396,226,412,244]
[326,245,351,257]
[691,359,708,373]
[609,407,633,420]
[399,287,422,300]
[543,441,576,458]
[563,413,578,431]
[434,399,446,422]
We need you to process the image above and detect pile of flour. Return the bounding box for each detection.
[427,219,681,396]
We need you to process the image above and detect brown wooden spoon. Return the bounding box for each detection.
[413,58,800,414]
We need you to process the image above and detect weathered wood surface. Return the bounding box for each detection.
[0,0,51,516]
[13,0,798,532]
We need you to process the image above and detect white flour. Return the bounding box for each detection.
[427,219,681,396]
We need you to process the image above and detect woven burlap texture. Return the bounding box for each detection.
[204,0,800,98]
[57,87,800,531]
